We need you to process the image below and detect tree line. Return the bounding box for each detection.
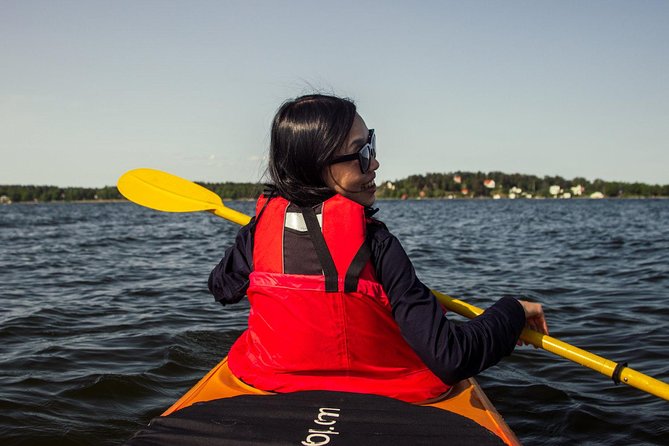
[0,183,263,203]
[0,185,123,203]
[376,172,669,199]
[1,172,667,203]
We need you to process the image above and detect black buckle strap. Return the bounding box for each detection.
[344,241,371,293]
[301,207,339,293]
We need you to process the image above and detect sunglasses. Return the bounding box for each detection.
[328,129,376,173]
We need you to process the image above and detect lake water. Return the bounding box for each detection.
[1,199,667,445]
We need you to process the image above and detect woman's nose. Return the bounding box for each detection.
[370,156,380,172]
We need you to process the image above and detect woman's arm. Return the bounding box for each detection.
[370,226,528,384]
[208,219,255,305]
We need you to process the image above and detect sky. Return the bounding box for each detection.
[1,0,667,188]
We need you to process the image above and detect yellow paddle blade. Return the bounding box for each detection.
[117,168,251,226]
[118,168,223,212]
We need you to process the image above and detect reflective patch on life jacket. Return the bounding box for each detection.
[284,210,322,232]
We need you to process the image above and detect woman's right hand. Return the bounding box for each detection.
[517,300,549,346]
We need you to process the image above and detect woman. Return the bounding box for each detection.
[208,94,548,403]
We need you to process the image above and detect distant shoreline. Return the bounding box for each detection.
[1,199,127,205]
[2,171,668,203]
[3,196,668,206]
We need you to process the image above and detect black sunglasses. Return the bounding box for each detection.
[328,129,376,173]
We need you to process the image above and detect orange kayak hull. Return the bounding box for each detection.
[162,357,520,445]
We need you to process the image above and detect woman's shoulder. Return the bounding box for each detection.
[366,218,395,244]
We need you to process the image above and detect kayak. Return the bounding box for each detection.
[126,356,521,445]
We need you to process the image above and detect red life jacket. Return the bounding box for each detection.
[227,194,450,402]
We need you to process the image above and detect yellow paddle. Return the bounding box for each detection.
[117,168,251,226]
[116,168,669,402]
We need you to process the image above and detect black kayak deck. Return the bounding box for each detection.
[126,390,507,446]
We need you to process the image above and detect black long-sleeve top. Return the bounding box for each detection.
[208,218,526,385]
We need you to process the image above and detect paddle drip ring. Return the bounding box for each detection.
[612,362,628,385]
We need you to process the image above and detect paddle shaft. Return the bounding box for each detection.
[117,169,669,401]
[212,206,252,226]
[430,291,669,401]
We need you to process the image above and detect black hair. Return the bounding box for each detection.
[267,94,357,206]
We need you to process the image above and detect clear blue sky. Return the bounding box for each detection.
[1,0,667,187]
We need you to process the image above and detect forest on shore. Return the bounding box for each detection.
[376,172,669,199]
[1,172,668,204]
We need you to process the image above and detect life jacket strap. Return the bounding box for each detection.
[301,206,339,293]
[344,241,371,293]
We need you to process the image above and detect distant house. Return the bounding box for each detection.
[0,195,11,204]
[571,184,585,196]
[590,192,605,199]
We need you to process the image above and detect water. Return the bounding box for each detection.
[1,199,667,445]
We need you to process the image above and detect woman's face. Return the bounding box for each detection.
[324,114,379,207]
